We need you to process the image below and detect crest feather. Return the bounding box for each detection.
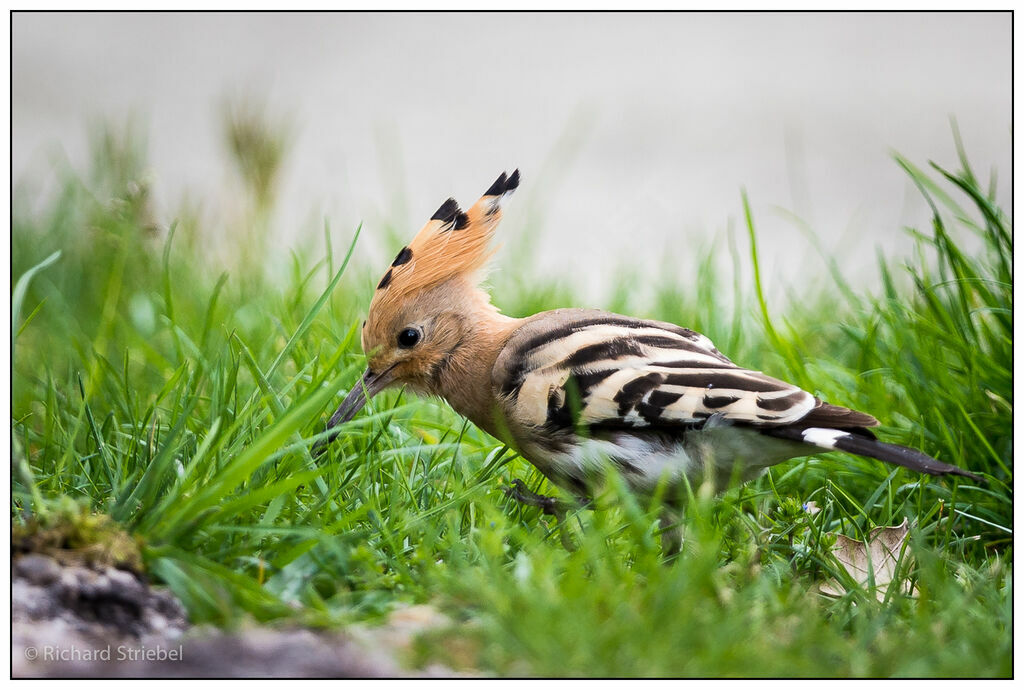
[369,170,519,311]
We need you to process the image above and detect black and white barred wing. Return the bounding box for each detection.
[493,309,826,433]
[492,310,981,481]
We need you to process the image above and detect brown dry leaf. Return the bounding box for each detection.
[819,518,917,601]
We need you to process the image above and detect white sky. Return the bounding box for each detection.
[12,11,1011,302]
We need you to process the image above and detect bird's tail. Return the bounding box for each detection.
[764,426,982,481]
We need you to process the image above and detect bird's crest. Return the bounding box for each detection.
[369,170,519,312]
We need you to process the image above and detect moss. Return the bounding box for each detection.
[12,498,144,574]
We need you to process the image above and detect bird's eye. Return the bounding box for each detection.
[397,327,421,349]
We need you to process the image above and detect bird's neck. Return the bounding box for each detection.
[432,289,522,440]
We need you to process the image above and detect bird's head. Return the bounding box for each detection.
[325,170,519,428]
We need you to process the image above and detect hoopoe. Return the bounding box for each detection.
[317,170,980,512]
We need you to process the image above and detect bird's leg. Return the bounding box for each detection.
[657,507,683,561]
[503,479,580,551]
[503,479,567,518]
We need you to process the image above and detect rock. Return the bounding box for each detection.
[12,551,455,677]
[130,628,398,678]
[346,603,462,674]
[14,553,62,585]
[12,553,191,678]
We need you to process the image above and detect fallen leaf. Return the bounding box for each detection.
[819,518,917,601]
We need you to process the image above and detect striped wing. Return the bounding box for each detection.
[493,310,819,433]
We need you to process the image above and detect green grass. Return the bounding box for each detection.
[12,120,1011,677]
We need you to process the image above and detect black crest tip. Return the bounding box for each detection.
[453,211,470,230]
[484,169,520,197]
[431,197,462,224]
[484,172,507,197]
[391,246,413,266]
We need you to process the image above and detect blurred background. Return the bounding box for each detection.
[13,11,1011,301]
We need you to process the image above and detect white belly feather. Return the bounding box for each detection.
[528,423,807,494]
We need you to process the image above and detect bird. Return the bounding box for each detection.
[315,169,980,516]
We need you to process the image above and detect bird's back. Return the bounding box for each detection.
[490,308,880,494]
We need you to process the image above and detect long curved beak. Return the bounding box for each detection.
[312,366,395,457]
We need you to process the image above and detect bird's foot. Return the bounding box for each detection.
[503,479,566,517]
[503,479,578,551]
